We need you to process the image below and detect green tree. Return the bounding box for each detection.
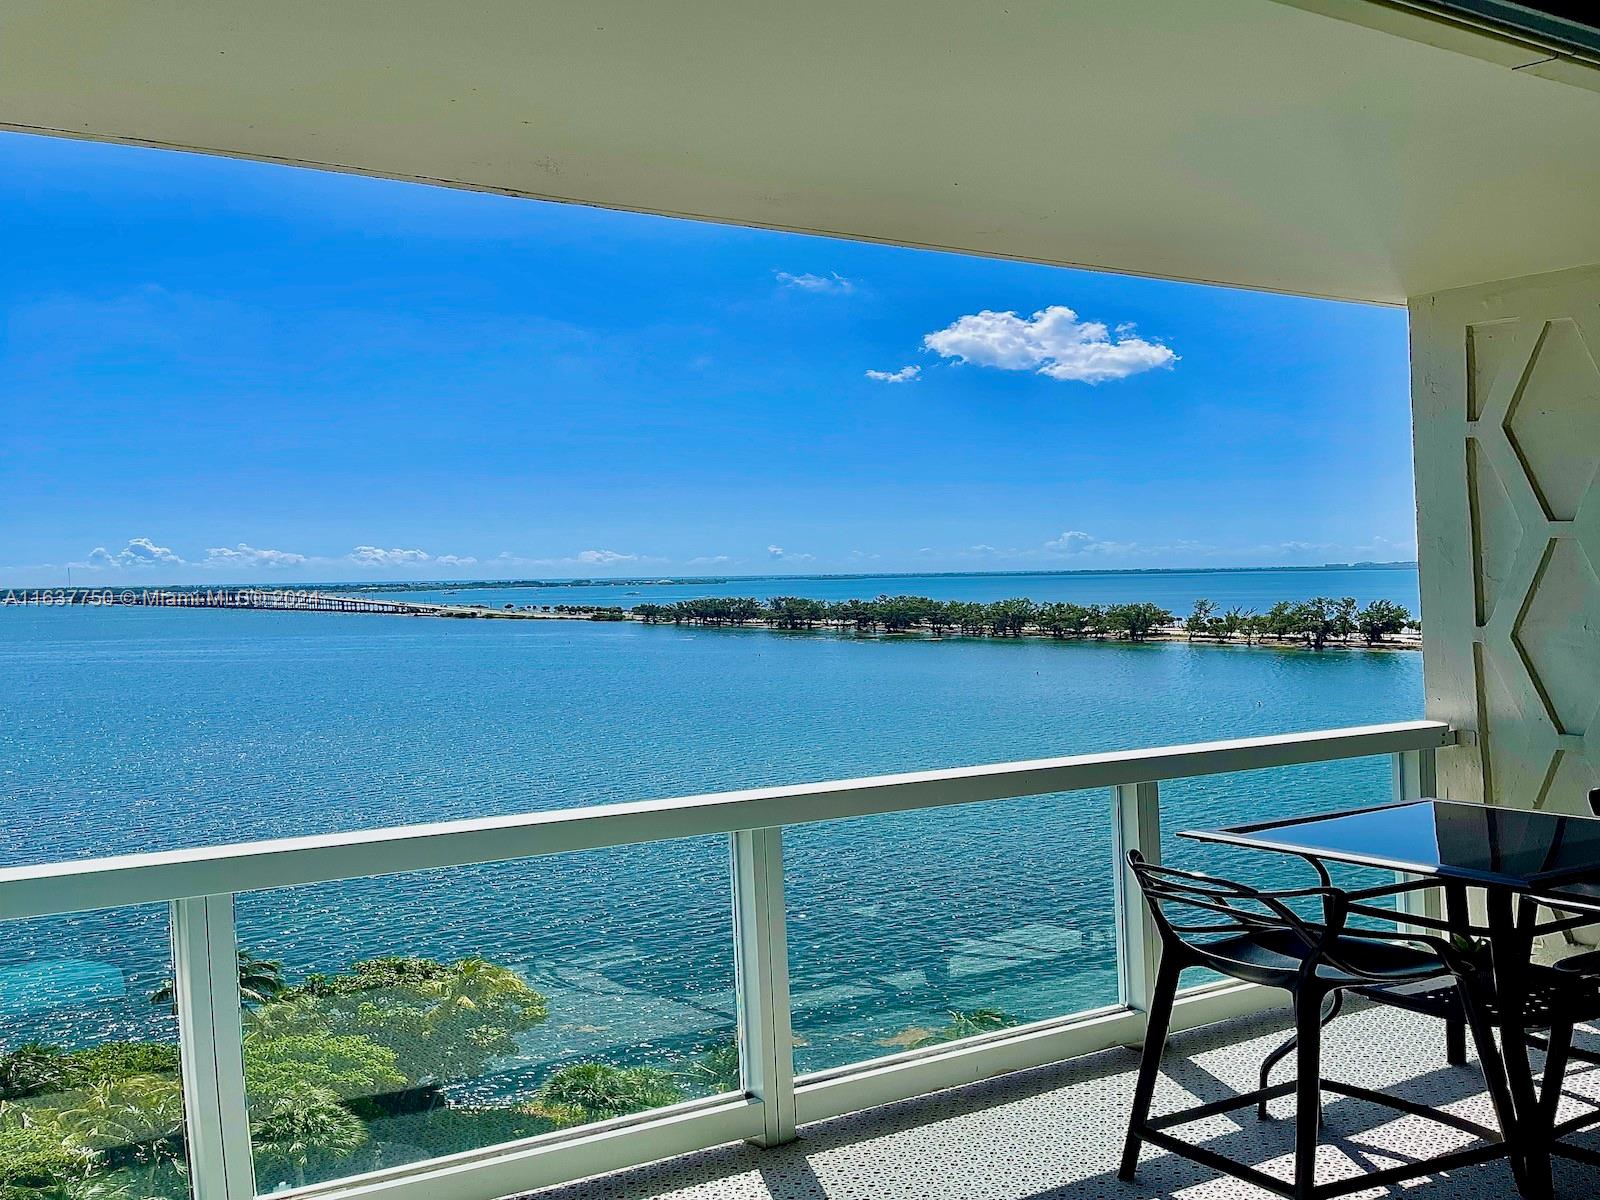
[0,1115,95,1195]
[1332,596,1359,642]
[244,1033,406,1106]
[1357,599,1412,645]
[273,957,549,1089]
[533,1064,684,1125]
[766,597,827,629]
[947,601,989,636]
[1291,597,1340,650]
[681,1040,741,1095]
[1106,603,1173,641]
[1084,604,1110,639]
[250,1081,368,1189]
[0,1045,70,1102]
[984,598,1038,637]
[828,599,876,632]
[1217,606,1250,643]
[55,1077,184,1164]
[1185,599,1215,641]
[1262,600,1297,642]
[151,949,285,1011]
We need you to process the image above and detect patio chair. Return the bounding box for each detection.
[1512,786,1600,1168]
[1119,851,1511,1200]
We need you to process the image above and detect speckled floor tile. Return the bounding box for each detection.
[518,1004,1600,1199]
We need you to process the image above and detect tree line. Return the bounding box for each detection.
[0,952,722,1198]
[0,946,1024,1199]
[1184,596,1415,648]
[621,594,1416,647]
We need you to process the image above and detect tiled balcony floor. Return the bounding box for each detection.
[526,1003,1600,1199]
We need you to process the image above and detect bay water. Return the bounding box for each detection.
[0,568,1423,1085]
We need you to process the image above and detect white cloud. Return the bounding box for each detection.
[1045,530,1096,553]
[688,554,732,566]
[202,543,308,568]
[767,545,814,562]
[575,549,636,565]
[349,546,432,567]
[865,365,920,384]
[79,538,184,569]
[1044,530,1143,556]
[775,270,854,295]
[434,554,478,567]
[923,305,1176,384]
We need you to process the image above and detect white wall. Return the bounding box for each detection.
[1411,264,1600,813]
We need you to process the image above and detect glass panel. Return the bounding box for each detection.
[233,837,735,1191]
[1160,755,1399,888]
[1159,755,1404,988]
[0,906,191,1200]
[786,791,1119,1075]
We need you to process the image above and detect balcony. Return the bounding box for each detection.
[0,720,1493,1200]
[526,1002,1600,1200]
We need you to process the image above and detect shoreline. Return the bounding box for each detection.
[381,599,1422,651]
[3,588,1421,651]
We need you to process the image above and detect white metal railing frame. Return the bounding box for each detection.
[0,719,1455,1200]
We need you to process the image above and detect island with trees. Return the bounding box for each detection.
[605,594,1418,648]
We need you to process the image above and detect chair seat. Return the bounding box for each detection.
[1195,928,1446,989]
[1554,948,1600,975]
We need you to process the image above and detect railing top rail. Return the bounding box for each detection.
[0,720,1452,921]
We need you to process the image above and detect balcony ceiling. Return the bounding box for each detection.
[3,0,1600,303]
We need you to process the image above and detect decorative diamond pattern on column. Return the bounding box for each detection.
[1503,319,1600,522]
[1468,440,1524,625]
[1510,539,1600,737]
[1461,303,1600,814]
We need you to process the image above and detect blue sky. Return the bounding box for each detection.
[0,132,1417,586]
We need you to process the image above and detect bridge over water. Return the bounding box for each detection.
[3,587,548,618]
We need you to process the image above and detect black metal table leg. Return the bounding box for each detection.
[1487,887,1554,1200]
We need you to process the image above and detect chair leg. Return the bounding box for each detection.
[1119,954,1182,1182]
[1446,1011,1467,1065]
[1456,975,1533,1197]
[1542,1017,1573,1129]
[1259,992,1342,1119]
[1293,988,1325,1200]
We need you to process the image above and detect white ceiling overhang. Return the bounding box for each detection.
[3,0,1599,303]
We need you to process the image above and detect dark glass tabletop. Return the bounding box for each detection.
[1180,798,1600,893]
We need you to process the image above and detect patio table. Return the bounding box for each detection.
[1181,797,1600,1200]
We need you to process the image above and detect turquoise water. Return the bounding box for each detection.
[371,565,1421,614]
[0,568,1423,1081]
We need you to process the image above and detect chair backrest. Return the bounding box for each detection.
[1127,851,1461,987]
[1127,850,1338,985]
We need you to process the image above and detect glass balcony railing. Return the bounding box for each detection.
[0,905,191,1200]
[0,720,1453,1200]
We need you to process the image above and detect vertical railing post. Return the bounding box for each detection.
[730,827,797,1147]
[1393,747,1443,927]
[1112,781,1162,1015]
[171,894,256,1200]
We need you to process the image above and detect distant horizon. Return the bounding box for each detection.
[7,560,1419,595]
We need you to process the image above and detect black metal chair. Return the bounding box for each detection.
[1119,851,1513,1200]
[1512,789,1600,1169]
